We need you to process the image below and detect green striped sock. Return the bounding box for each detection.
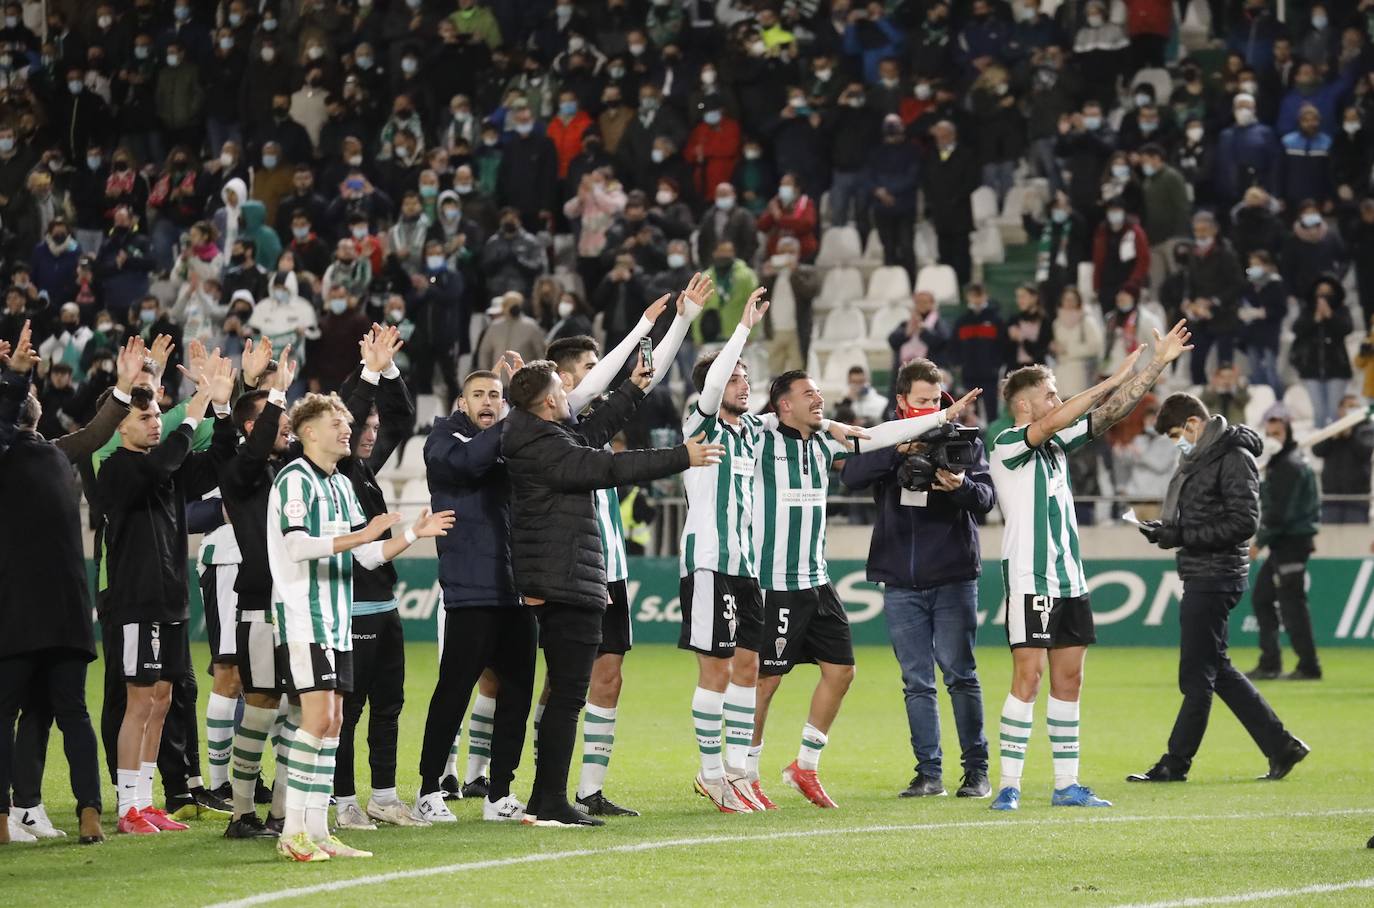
[229,704,275,817]
[307,736,337,841]
[1047,697,1080,790]
[798,723,827,770]
[692,687,725,781]
[999,693,1035,790]
[722,683,756,773]
[466,694,496,783]
[577,704,616,798]
[206,693,237,789]
[283,730,319,839]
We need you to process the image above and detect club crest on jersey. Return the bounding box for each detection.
[775,636,786,658]
[284,499,307,520]
[729,618,738,639]
[150,623,161,660]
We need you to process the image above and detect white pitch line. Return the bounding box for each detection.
[204,807,1374,908]
[1111,876,1374,907]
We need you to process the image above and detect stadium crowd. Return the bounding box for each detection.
[0,0,1365,853]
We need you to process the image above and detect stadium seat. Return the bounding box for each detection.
[1134,68,1174,106]
[397,478,431,521]
[413,394,445,432]
[916,264,960,305]
[1283,384,1314,424]
[816,265,865,311]
[861,228,886,265]
[867,303,909,351]
[815,225,864,268]
[818,341,870,397]
[1245,383,1277,427]
[813,304,868,353]
[386,437,428,484]
[866,265,911,302]
[971,224,1005,265]
[914,220,938,267]
[971,186,998,225]
[376,436,411,483]
[1179,1,1212,50]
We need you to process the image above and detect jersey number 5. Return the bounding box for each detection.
[777,607,790,635]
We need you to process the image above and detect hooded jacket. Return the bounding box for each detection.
[1256,432,1319,550]
[1290,274,1354,380]
[1155,416,1262,582]
[501,405,689,610]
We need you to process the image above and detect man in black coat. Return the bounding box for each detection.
[1131,393,1309,784]
[497,105,560,232]
[1311,394,1374,524]
[500,361,721,827]
[921,121,979,286]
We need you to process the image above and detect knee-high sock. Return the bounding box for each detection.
[723,683,756,773]
[797,723,827,771]
[271,700,300,819]
[230,704,277,817]
[1047,697,1080,790]
[206,693,238,790]
[692,687,725,781]
[307,736,338,841]
[284,730,320,839]
[999,693,1035,790]
[576,704,616,799]
[465,694,496,784]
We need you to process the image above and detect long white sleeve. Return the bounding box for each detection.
[696,322,751,412]
[352,540,389,570]
[647,308,698,392]
[567,316,654,413]
[858,411,946,452]
[281,531,337,563]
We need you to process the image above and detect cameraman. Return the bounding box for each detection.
[840,359,995,799]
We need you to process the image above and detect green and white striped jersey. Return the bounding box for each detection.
[267,457,368,651]
[595,484,628,583]
[989,416,1093,601]
[680,406,766,578]
[752,424,851,591]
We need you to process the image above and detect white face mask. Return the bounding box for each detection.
[701,69,717,86]
[261,46,276,62]
[1261,435,1283,458]
[1186,126,1205,142]
[778,185,796,204]
[1301,212,1323,228]
[1345,121,1362,135]
[1086,14,1103,26]
[655,189,674,205]
[667,252,687,269]
[219,152,235,168]
[1111,164,1130,180]
[915,83,932,100]
[1235,107,1256,126]
[715,196,734,211]
[1107,210,1124,228]
[558,301,575,318]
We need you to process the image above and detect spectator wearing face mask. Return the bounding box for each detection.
[239,38,293,142]
[482,208,548,298]
[696,182,758,267]
[1035,193,1091,307]
[1290,274,1354,428]
[428,190,483,270]
[1199,363,1250,425]
[826,82,883,236]
[32,218,81,305]
[731,138,778,218]
[1281,202,1347,297]
[1072,0,1129,110]
[564,169,627,295]
[407,239,468,404]
[1055,101,1115,216]
[696,240,758,344]
[1117,98,1176,154]
[1277,59,1360,140]
[1238,250,1289,391]
[922,120,979,286]
[757,173,818,263]
[499,105,561,231]
[285,210,332,279]
[93,206,154,324]
[1049,287,1104,397]
[969,66,1024,207]
[1311,394,1374,524]
[51,67,112,162]
[1092,200,1150,312]
[321,237,373,303]
[759,236,818,374]
[1005,283,1052,372]
[1173,118,1216,207]
[1102,287,1164,376]
[1280,105,1336,211]
[1138,144,1192,287]
[1182,211,1244,385]
[1229,186,1285,260]
[866,116,920,279]
[1216,94,1279,210]
[648,178,694,241]
[686,100,742,203]
[306,289,372,393]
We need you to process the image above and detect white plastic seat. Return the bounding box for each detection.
[1133,67,1174,106]
[866,265,912,302]
[867,303,910,346]
[914,220,938,267]
[997,185,1030,226]
[376,436,410,483]
[816,265,864,310]
[1283,383,1314,424]
[387,437,428,484]
[815,225,864,268]
[413,394,445,432]
[915,264,959,306]
[971,224,1005,265]
[813,304,868,351]
[861,227,885,265]
[397,478,431,521]
[1244,384,1277,426]
[971,186,998,225]
[819,341,870,396]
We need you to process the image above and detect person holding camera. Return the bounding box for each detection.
[841,359,996,799]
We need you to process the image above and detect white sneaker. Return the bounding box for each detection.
[693,773,752,813]
[16,805,65,838]
[483,794,526,822]
[367,799,430,827]
[727,773,766,812]
[6,814,38,842]
[414,792,457,823]
[335,801,377,830]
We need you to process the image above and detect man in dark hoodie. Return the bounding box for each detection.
[1247,413,1321,681]
[500,360,722,827]
[1130,393,1309,784]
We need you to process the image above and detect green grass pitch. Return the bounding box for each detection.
[10,644,1374,906]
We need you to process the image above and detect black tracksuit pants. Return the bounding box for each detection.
[1164,580,1293,772]
[0,650,102,816]
[526,604,602,817]
[98,620,199,798]
[1251,540,1321,676]
[337,610,406,798]
[418,606,538,802]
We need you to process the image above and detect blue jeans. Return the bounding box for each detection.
[1247,345,1283,394]
[883,580,988,779]
[1304,377,1347,428]
[829,169,869,236]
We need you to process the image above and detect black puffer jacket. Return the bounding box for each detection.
[1156,417,1262,581]
[502,408,690,610]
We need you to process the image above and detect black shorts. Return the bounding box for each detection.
[276,641,355,694]
[119,621,189,683]
[759,585,855,676]
[678,570,764,657]
[598,579,633,656]
[237,618,281,695]
[1006,593,1097,649]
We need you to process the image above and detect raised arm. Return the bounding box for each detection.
[1089,320,1193,439]
[858,388,982,452]
[54,335,143,461]
[1025,347,1144,448]
[567,293,670,414]
[696,285,767,413]
[647,273,713,392]
[360,324,415,471]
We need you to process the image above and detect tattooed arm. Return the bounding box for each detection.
[1091,320,1194,438]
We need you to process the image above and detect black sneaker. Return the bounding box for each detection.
[210,781,233,804]
[575,791,640,817]
[224,813,277,839]
[254,776,273,805]
[955,770,991,798]
[264,813,285,835]
[1245,666,1281,681]
[191,785,232,815]
[1283,669,1322,681]
[165,793,197,821]
[898,773,947,798]
[1126,759,1188,783]
[537,802,605,827]
[461,776,490,800]
[439,774,463,801]
[1261,737,1311,780]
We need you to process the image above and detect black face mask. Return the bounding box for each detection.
[51,233,68,244]
[230,252,246,266]
[501,221,519,234]
[273,107,289,118]
[113,160,129,172]
[713,257,733,271]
